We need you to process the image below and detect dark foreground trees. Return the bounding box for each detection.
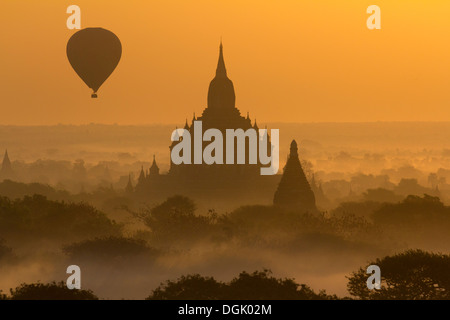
[4,249,449,300]
[0,194,122,243]
[138,195,220,246]
[146,270,335,300]
[347,250,450,300]
[5,282,98,300]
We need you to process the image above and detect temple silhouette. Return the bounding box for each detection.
[168,41,271,178]
[134,43,317,212]
[274,140,316,212]
[0,150,16,181]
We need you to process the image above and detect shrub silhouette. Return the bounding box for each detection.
[225,204,377,249]
[137,196,381,251]
[146,269,335,300]
[7,281,98,300]
[140,195,215,245]
[347,250,450,300]
[0,194,121,242]
[147,274,225,300]
[0,180,71,202]
[361,188,403,203]
[372,194,450,227]
[225,270,332,300]
[331,201,384,220]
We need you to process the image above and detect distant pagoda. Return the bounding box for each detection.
[149,155,160,175]
[125,174,134,194]
[273,140,317,213]
[0,149,16,181]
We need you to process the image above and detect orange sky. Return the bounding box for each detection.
[1,0,450,125]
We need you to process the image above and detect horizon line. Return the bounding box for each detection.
[1,120,450,127]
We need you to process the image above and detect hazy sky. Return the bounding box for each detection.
[1,0,450,125]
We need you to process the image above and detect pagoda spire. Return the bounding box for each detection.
[216,40,227,77]
[253,119,258,130]
[125,174,134,193]
[289,140,298,158]
[150,155,160,175]
[207,41,236,110]
[0,149,15,181]
[138,166,146,184]
[273,140,317,213]
[2,150,11,169]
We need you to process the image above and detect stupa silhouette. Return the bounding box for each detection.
[273,140,317,213]
[0,150,16,181]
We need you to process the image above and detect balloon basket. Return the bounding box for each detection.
[91,93,98,98]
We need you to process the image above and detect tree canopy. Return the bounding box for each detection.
[6,281,98,300]
[347,250,450,300]
[147,269,335,300]
[0,194,121,242]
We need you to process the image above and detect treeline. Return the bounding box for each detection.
[2,191,450,260]
[0,194,121,247]
[2,250,450,300]
[332,193,450,249]
[1,191,450,299]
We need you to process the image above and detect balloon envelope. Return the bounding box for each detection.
[67,28,122,98]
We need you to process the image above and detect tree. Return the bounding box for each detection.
[225,270,332,300]
[140,195,213,244]
[8,281,98,300]
[0,194,122,242]
[72,159,87,180]
[0,291,7,300]
[331,200,384,220]
[372,194,450,227]
[149,195,196,220]
[394,179,429,196]
[347,250,450,300]
[146,269,335,300]
[361,188,403,203]
[146,274,224,300]
[0,180,71,202]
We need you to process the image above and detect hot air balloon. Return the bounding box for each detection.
[66,28,122,98]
